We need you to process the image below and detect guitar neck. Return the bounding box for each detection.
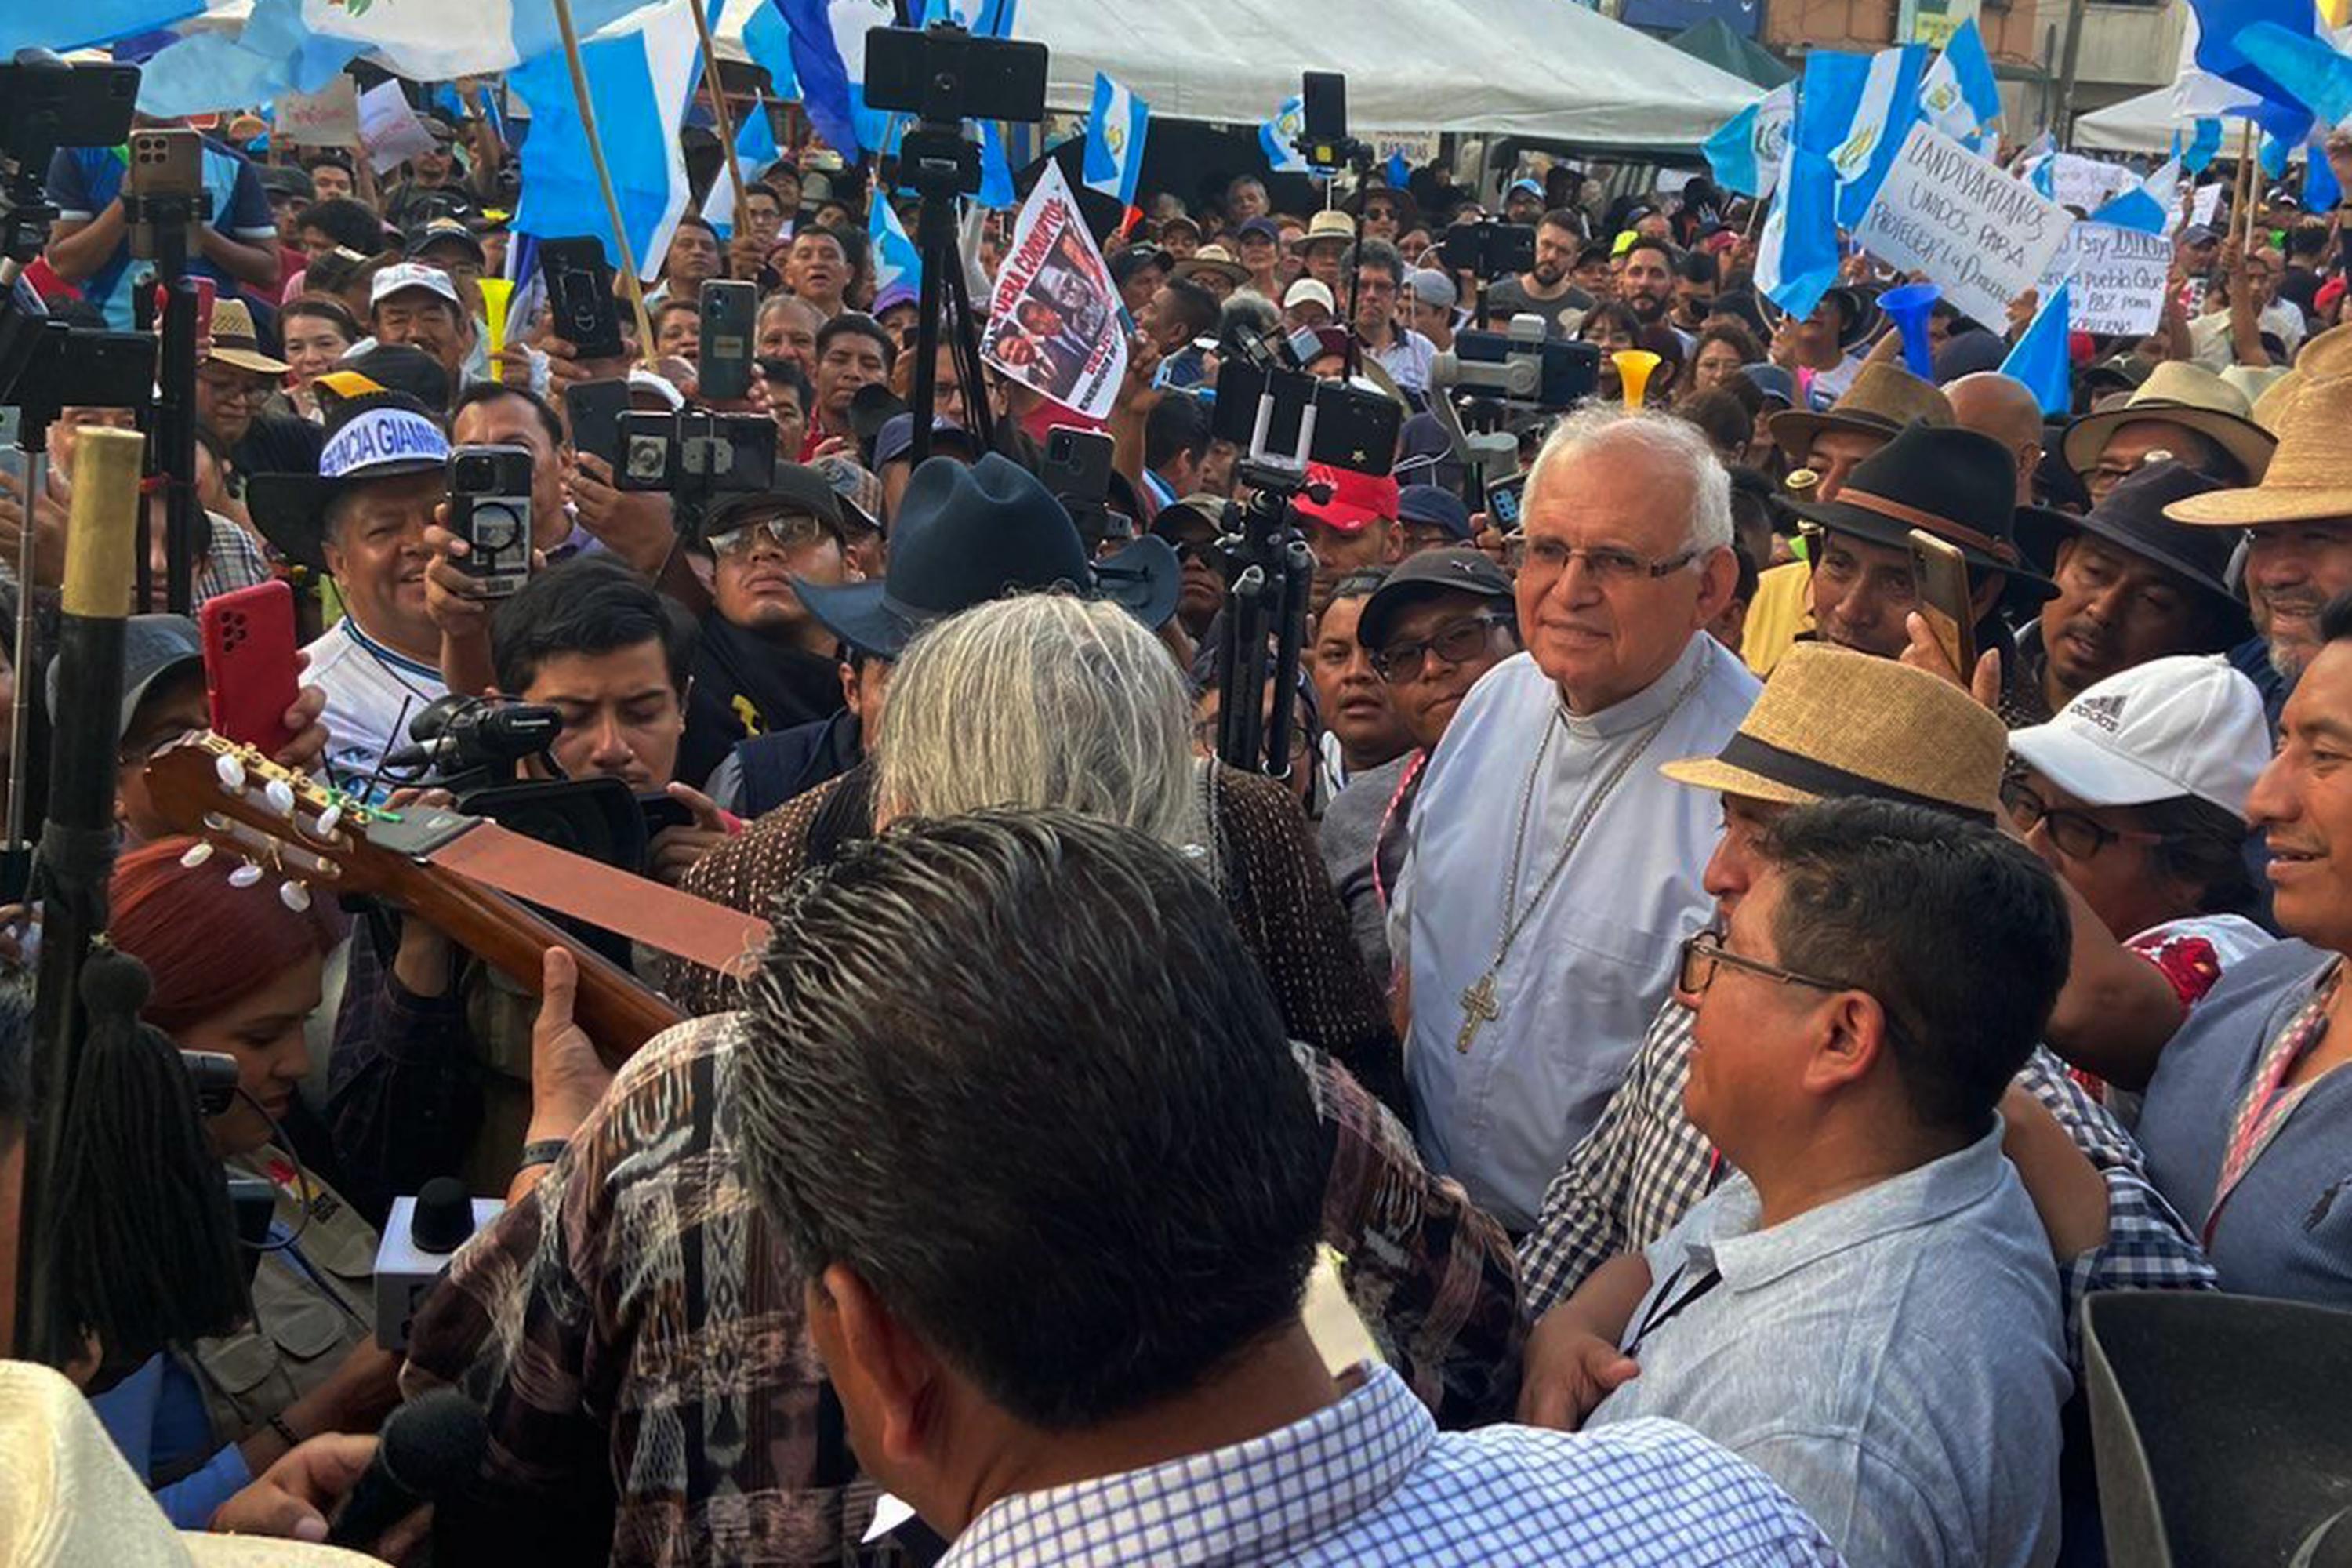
[397,856,684,1069]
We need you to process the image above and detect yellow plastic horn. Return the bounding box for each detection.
[1613,349,1663,410]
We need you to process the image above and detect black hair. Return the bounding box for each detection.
[1675,249,1719,286]
[1757,798,2070,1136]
[1730,539,1760,603]
[451,379,563,452]
[733,809,1324,1431]
[301,150,351,175]
[294,198,387,256]
[743,180,783,211]
[1160,275,1221,340]
[1328,566,1391,607]
[1144,392,1213,474]
[672,212,720,242]
[760,356,815,409]
[2321,586,2352,644]
[1348,238,1406,286]
[491,554,696,696]
[281,292,361,343]
[1622,235,1677,271]
[1537,207,1587,238]
[1677,388,1751,456]
[815,310,897,370]
[2131,793,2262,917]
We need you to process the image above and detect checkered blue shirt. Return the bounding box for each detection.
[1519,999,2217,1365]
[939,1362,1842,1566]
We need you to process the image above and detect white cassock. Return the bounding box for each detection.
[1389,633,1758,1232]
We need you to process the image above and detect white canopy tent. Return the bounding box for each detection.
[712,0,1767,151]
[2073,88,2183,155]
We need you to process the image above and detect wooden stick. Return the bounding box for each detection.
[2236,119,2258,252]
[685,0,751,222]
[550,0,660,368]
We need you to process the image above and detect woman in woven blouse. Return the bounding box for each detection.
[669,592,1408,1119]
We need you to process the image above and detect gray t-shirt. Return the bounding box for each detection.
[1480,277,1595,337]
[1319,752,1414,984]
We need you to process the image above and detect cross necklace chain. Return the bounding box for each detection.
[1456,662,1710,1054]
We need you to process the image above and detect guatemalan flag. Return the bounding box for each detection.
[509,0,701,281]
[1919,19,2002,149]
[2089,158,2181,234]
[775,0,898,162]
[869,195,922,299]
[1083,73,1150,209]
[1259,96,1311,174]
[1703,82,1795,198]
[1802,45,1929,228]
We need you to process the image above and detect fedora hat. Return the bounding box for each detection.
[795,452,1179,659]
[247,387,449,573]
[1661,641,2007,822]
[205,298,289,376]
[1769,361,1953,462]
[1298,209,1358,251]
[1787,422,2060,597]
[2015,461,2251,641]
[1172,244,1249,286]
[2060,360,2277,487]
[2164,324,2352,528]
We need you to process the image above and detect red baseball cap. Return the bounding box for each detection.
[1294,463,1401,534]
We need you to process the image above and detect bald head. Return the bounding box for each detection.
[1944,372,2046,506]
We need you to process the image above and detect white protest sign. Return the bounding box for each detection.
[2192,182,2223,227]
[2031,151,2143,213]
[1854,122,2073,327]
[2040,221,2173,335]
[979,161,1128,421]
[358,81,437,176]
[275,78,361,148]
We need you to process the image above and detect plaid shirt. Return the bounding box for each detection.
[1518,998,2216,1363]
[403,1014,1526,1567]
[942,1361,1842,1566]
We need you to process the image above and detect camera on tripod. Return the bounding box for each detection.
[1431,314,1599,412]
[863,23,1047,129]
[1441,217,1537,281]
[1297,71,1371,173]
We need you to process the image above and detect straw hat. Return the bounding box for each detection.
[1661,641,2006,822]
[1768,361,1952,462]
[204,299,289,377]
[1298,209,1357,252]
[2164,328,2352,528]
[2060,361,2277,486]
[0,1359,382,1566]
[1172,244,1249,286]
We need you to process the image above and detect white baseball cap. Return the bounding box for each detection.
[2007,654,2270,822]
[1282,278,1337,314]
[369,260,463,312]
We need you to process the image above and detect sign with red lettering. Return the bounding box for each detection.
[980,162,1127,421]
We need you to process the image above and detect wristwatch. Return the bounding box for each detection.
[516,1137,571,1176]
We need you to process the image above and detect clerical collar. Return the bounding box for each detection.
[1559,633,1715,742]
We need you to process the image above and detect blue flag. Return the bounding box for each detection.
[869,196,921,300]
[1083,73,1149,209]
[742,0,800,101]
[2000,282,2073,416]
[2185,117,2225,174]
[2308,132,2344,212]
[2234,20,2352,130]
[1942,20,2003,134]
[977,120,1018,206]
[2030,156,2056,198]
[738,93,782,169]
[21,0,201,51]
[776,0,890,160]
[510,2,701,281]
[1386,149,1411,190]
[2090,161,2177,234]
[1259,96,1309,174]
[1704,82,1795,198]
[1800,45,1930,228]
[1755,145,1842,320]
[2261,132,2293,180]
[2185,0,2317,116]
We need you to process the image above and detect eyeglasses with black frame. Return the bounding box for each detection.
[2000,779,2169,862]
[1371,610,1514,683]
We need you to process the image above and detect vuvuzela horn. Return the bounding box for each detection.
[1613,348,1663,410]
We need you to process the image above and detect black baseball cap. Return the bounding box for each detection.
[1357,548,1515,651]
[702,463,848,541]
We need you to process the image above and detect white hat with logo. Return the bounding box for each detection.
[2007,654,2270,821]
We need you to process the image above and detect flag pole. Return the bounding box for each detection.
[2235,119,2258,252]
[551,0,661,368]
[685,0,752,222]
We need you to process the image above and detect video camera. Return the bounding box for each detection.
[1430,314,1599,411]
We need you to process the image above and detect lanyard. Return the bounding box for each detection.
[1626,1261,1723,1356]
[2206,966,2338,1249]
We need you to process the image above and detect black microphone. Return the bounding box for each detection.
[328,1388,488,1547]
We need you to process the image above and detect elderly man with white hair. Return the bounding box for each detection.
[1392,408,1758,1232]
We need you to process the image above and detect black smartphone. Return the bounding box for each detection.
[1485,472,1529,528]
[638,793,694,837]
[862,25,1048,122]
[1301,71,1348,146]
[538,236,625,360]
[697,279,758,402]
[447,445,535,597]
[1308,381,1403,476]
[614,410,778,495]
[1442,220,1536,279]
[563,378,630,470]
[1040,424,1113,506]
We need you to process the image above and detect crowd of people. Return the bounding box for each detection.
[2,67,2350,1568]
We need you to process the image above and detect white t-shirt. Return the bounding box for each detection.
[302,617,448,797]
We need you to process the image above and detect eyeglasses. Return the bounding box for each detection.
[1507,532,1699,583]
[710,513,829,557]
[1191,716,1311,759]
[1373,611,1513,683]
[2001,779,2169,862]
[1677,928,1860,1001]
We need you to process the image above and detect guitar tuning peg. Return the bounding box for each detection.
[310,804,343,840]
[179,841,215,869]
[228,859,264,890]
[216,753,249,793]
[278,880,313,913]
[263,778,298,818]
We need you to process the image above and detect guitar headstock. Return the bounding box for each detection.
[142,734,412,909]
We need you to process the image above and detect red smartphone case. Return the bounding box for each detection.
[200,580,302,757]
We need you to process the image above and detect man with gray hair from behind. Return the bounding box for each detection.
[1393,406,1759,1234]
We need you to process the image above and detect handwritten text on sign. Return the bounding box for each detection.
[2041,222,2172,336]
[1854,123,2072,328]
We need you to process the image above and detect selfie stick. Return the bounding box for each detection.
[14,426,141,1359]
[551,0,662,369]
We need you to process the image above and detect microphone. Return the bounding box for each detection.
[375,1177,501,1351]
[328,1388,488,1548]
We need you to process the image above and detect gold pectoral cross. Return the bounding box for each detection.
[1456,971,1501,1054]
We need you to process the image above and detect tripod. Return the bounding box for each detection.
[1214,365,1323,781]
[897,122,997,467]
[124,187,210,619]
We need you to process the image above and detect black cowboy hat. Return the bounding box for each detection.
[794,452,1180,659]
[1786,422,2060,599]
[246,387,448,574]
[2014,460,2253,640]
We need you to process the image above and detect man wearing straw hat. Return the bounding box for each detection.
[2162,326,2352,732]
[2059,360,2276,507]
